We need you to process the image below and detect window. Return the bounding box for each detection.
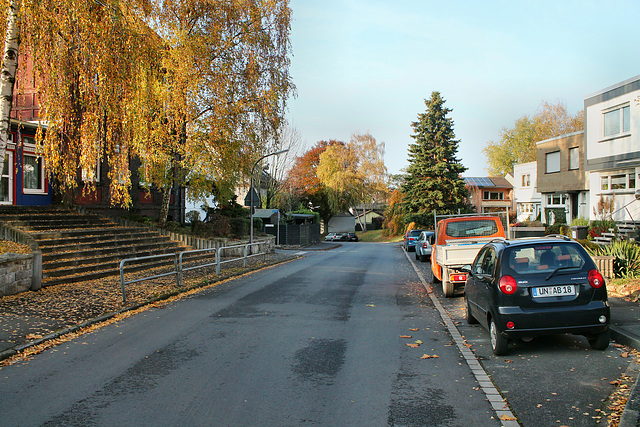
[23,154,45,193]
[569,147,579,170]
[521,174,530,187]
[603,105,630,137]
[483,191,504,200]
[546,151,560,173]
[601,172,636,192]
[82,161,101,183]
[547,194,567,205]
[611,174,627,190]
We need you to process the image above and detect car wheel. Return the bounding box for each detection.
[588,330,610,350]
[465,296,478,324]
[490,318,508,356]
[415,251,419,260]
[420,254,426,262]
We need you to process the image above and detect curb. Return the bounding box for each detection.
[611,325,640,427]
[610,325,640,351]
[619,368,640,427]
[0,254,299,363]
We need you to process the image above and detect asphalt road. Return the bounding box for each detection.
[0,242,501,426]
[0,242,634,426]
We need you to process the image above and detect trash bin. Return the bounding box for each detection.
[570,226,588,240]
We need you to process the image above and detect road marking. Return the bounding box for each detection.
[294,251,307,256]
[404,250,519,427]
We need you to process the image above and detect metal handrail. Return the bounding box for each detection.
[119,240,270,302]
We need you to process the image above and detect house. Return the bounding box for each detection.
[464,177,514,215]
[0,120,53,206]
[536,131,588,224]
[327,212,355,233]
[584,75,640,222]
[6,54,185,222]
[512,161,541,222]
[353,209,384,231]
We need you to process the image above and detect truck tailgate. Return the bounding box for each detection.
[436,243,486,266]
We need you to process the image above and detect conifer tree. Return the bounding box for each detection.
[402,92,468,224]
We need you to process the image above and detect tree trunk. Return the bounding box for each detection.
[158,184,172,228]
[0,0,20,164]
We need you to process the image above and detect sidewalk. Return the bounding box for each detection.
[610,296,640,427]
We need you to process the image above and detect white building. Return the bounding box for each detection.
[584,75,640,222]
[513,161,542,222]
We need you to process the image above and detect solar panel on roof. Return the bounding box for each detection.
[464,177,495,187]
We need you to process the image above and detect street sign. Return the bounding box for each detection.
[244,188,260,207]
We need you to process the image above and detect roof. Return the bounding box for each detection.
[464,177,513,189]
[253,209,279,219]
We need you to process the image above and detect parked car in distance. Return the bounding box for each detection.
[403,229,426,251]
[415,231,434,262]
[324,232,338,241]
[462,236,610,356]
[346,232,358,242]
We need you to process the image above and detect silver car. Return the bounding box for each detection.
[415,231,434,262]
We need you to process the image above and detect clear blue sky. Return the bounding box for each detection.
[286,0,640,177]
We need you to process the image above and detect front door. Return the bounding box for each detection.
[0,152,14,204]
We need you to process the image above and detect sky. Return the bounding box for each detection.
[285,0,640,177]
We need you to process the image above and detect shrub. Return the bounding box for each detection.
[186,210,201,224]
[588,240,640,278]
[570,217,589,227]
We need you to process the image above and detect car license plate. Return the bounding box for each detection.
[531,285,576,298]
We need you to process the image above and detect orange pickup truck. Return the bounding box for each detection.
[431,215,506,297]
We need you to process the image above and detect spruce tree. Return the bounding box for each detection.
[402,92,468,224]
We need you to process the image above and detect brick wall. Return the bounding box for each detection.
[0,254,34,296]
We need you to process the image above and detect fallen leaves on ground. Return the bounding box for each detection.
[399,335,412,339]
[420,354,439,359]
[0,240,31,255]
[0,252,295,365]
[406,343,420,348]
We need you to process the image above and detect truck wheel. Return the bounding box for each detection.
[443,279,454,297]
[442,268,454,297]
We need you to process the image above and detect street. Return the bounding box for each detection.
[0,242,634,426]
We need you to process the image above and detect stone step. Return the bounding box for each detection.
[28,227,150,240]
[42,241,184,263]
[38,235,170,254]
[36,231,161,248]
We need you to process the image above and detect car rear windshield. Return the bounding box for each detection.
[505,243,587,274]
[445,220,499,238]
[408,230,422,237]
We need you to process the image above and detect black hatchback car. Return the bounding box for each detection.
[462,236,610,355]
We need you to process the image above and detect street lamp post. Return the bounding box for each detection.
[250,149,289,246]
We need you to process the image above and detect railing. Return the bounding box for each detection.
[118,240,269,302]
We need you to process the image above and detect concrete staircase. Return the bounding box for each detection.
[0,206,190,286]
[593,221,640,245]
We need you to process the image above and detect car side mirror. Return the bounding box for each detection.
[459,264,471,274]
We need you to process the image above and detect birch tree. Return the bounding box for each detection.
[1,0,294,226]
[0,0,19,165]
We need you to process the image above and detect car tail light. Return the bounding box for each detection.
[588,269,604,288]
[499,275,517,295]
[450,273,467,282]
